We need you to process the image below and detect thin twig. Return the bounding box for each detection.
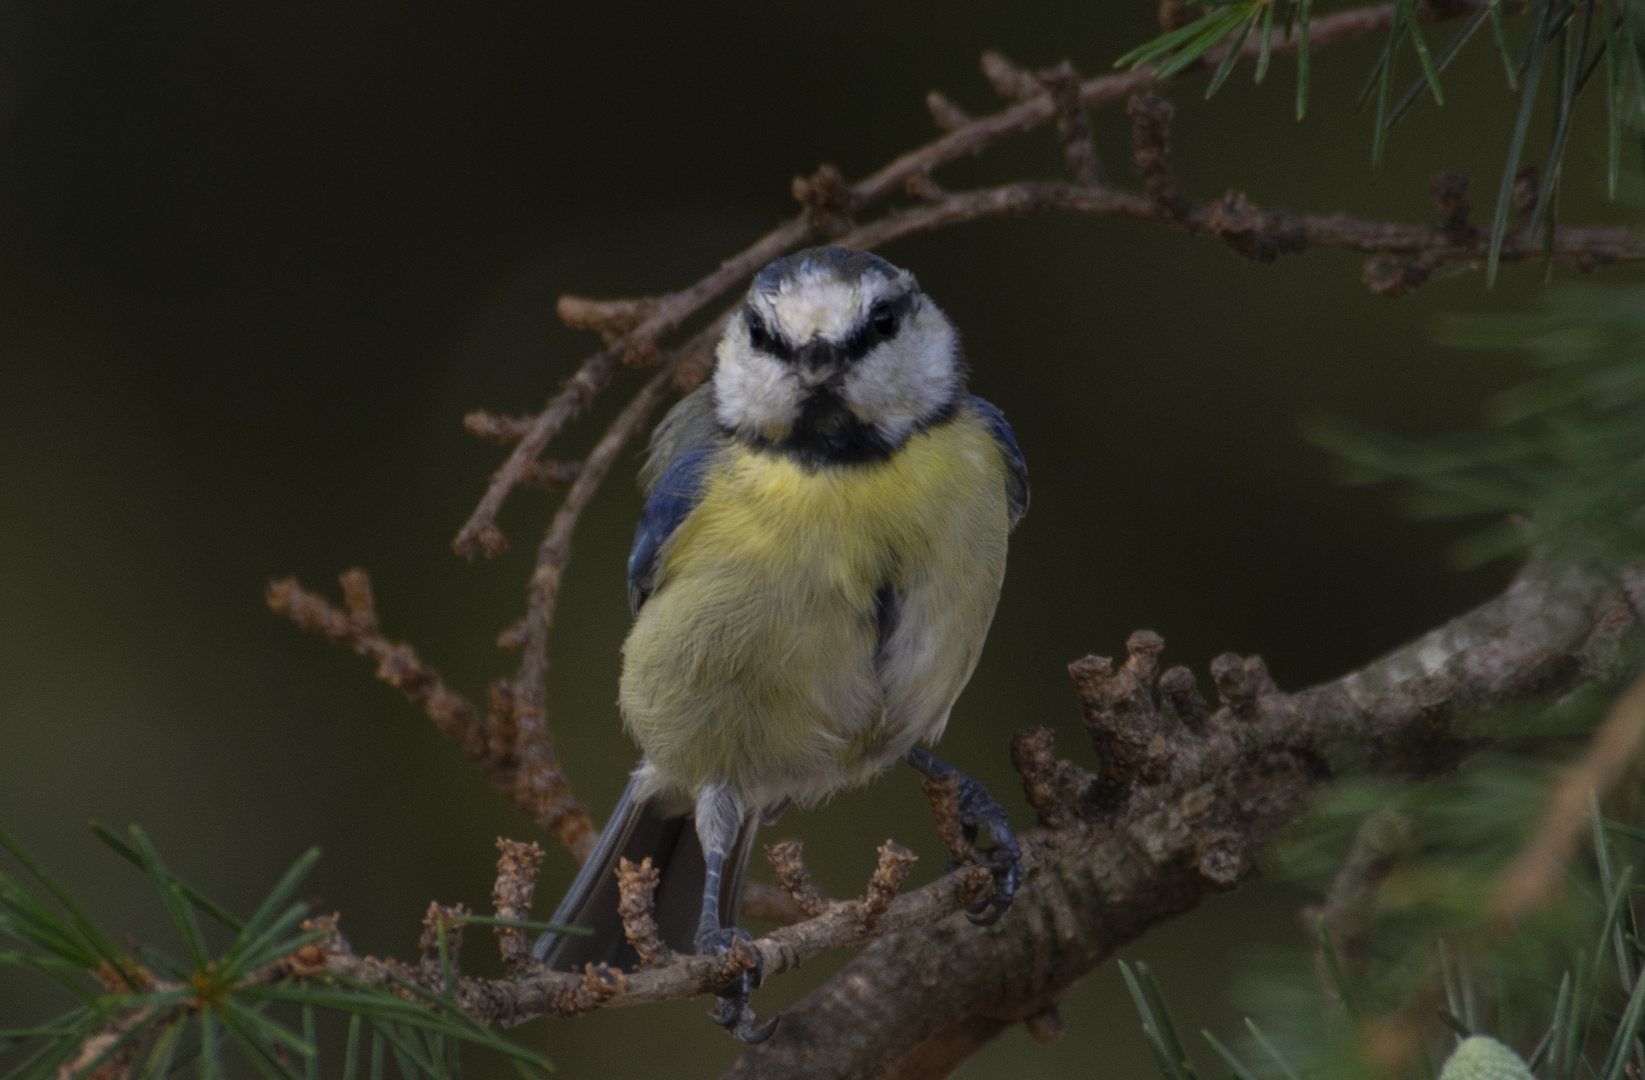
[492,839,544,969]
[266,572,595,859]
[861,842,919,930]
[616,857,673,967]
[764,840,837,919]
[449,0,1509,567]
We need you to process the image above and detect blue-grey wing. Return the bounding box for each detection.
[629,387,723,614]
[967,394,1029,529]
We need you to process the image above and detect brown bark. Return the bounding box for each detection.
[723,563,1645,1079]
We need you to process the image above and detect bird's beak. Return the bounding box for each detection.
[794,340,846,390]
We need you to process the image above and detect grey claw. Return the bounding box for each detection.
[700,926,779,1042]
[738,1012,782,1044]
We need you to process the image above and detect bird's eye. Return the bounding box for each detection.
[870,303,898,337]
[747,316,772,351]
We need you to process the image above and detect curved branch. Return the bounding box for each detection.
[449,0,1502,566]
[724,562,1645,1079]
[275,561,1640,1048]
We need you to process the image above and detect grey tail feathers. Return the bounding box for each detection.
[533,774,759,970]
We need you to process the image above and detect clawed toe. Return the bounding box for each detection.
[954,775,1023,925]
[697,927,779,1043]
[964,842,1024,925]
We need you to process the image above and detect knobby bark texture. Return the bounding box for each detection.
[724,562,1645,1079]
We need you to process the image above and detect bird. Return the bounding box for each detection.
[534,246,1029,1041]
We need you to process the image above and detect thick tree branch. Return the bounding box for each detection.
[724,562,1645,1079]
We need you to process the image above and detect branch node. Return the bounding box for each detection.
[288,912,345,978]
[1128,92,1189,220]
[1070,630,1175,793]
[792,164,857,237]
[581,961,627,1003]
[1363,254,1435,299]
[1208,652,1276,715]
[1429,171,1473,237]
[339,568,378,635]
[1025,1002,1066,1045]
[924,89,971,132]
[555,295,662,346]
[903,171,949,204]
[860,841,918,929]
[1195,832,1246,886]
[763,839,835,918]
[616,856,674,967]
[1009,726,1082,828]
[462,410,535,445]
[419,901,469,981]
[472,523,510,559]
[518,460,584,491]
[1039,60,1103,186]
[1208,191,1308,263]
[979,50,1042,102]
[1158,664,1210,728]
[493,839,544,968]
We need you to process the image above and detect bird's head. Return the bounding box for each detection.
[712,247,962,462]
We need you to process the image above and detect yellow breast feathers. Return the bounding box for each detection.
[619,408,1012,809]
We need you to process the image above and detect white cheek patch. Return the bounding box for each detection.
[713,335,801,437]
[842,304,960,444]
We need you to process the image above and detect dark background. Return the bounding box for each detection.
[1,2,1637,1077]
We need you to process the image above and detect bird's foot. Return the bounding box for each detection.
[697,926,780,1044]
[953,773,1024,926]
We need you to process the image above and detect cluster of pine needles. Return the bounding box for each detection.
[0,826,557,1080]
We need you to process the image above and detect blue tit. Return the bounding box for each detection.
[534,246,1028,1041]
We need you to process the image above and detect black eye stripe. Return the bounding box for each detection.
[744,308,794,361]
[839,291,916,361]
[743,291,916,365]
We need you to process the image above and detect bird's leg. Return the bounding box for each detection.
[693,785,778,1045]
[904,746,1024,926]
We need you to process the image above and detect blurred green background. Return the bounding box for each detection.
[1,2,1639,1076]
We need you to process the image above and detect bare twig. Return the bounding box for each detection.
[462,411,535,445]
[764,840,836,919]
[419,902,468,982]
[448,0,1533,570]
[492,839,544,968]
[1129,92,1189,220]
[920,774,972,866]
[266,572,595,860]
[616,857,674,967]
[862,842,920,930]
[1009,726,1082,830]
[1039,60,1103,185]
